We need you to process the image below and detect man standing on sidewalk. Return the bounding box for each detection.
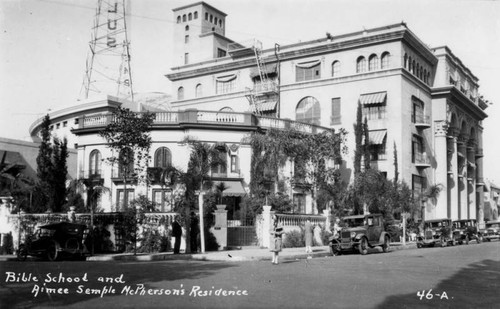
[172,216,182,254]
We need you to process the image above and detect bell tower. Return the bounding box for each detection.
[172,2,228,66]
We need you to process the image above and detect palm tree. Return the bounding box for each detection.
[184,139,224,253]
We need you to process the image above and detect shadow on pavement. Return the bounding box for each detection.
[0,259,238,308]
[376,259,500,308]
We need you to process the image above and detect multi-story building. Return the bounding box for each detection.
[29,2,490,224]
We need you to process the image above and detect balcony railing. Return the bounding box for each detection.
[75,110,332,135]
[413,114,431,128]
[414,152,430,168]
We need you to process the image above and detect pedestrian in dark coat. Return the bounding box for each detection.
[190,212,199,253]
[172,216,182,254]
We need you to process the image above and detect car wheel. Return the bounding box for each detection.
[382,236,390,253]
[16,245,27,261]
[47,241,59,261]
[417,243,422,248]
[358,238,368,255]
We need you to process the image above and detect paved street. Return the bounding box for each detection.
[1,242,499,309]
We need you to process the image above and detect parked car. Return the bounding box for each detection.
[17,222,89,261]
[329,214,391,255]
[417,218,458,248]
[452,219,482,244]
[480,221,500,242]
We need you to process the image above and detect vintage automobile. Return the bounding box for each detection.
[417,218,458,248]
[452,219,482,244]
[329,214,391,255]
[480,221,500,241]
[17,222,89,261]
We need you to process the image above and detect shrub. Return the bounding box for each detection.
[283,229,305,248]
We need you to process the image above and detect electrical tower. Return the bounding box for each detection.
[81,0,134,101]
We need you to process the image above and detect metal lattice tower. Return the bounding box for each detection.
[81,0,134,101]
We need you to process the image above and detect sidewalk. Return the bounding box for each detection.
[0,242,417,262]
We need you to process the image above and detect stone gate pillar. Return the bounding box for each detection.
[211,205,227,250]
[262,205,273,249]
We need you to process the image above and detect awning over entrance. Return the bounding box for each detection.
[359,92,387,105]
[214,181,247,196]
[368,130,387,145]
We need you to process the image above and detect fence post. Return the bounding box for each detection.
[262,205,273,248]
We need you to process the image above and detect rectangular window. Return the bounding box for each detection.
[117,189,134,211]
[185,35,189,43]
[363,104,386,120]
[56,123,60,129]
[296,63,321,82]
[369,143,387,161]
[216,79,236,94]
[293,194,306,214]
[331,98,341,125]
[74,118,79,125]
[230,155,238,173]
[184,53,189,65]
[217,48,227,58]
[412,174,426,199]
[412,97,424,123]
[152,189,173,212]
[63,121,67,127]
[412,135,424,163]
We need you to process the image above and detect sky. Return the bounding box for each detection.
[1,0,499,182]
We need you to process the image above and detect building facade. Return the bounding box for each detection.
[29,2,489,223]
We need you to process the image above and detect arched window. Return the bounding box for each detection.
[214,17,218,25]
[412,60,416,75]
[182,14,186,22]
[177,87,184,100]
[404,53,408,69]
[381,52,390,69]
[194,11,198,19]
[177,16,181,23]
[296,96,321,125]
[356,56,367,73]
[118,148,134,178]
[210,14,213,23]
[408,56,412,72]
[89,149,101,177]
[188,13,192,21]
[332,61,341,77]
[195,84,202,97]
[185,25,189,31]
[154,147,172,168]
[416,65,420,79]
[219,20,223,27]
[423,69,427,83]
[368,54,379,71]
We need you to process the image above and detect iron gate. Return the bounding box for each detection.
[227,217,257,247]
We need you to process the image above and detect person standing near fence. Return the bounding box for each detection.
[305,217,313,253]
[270,214,284,265]
[172,216,182,254]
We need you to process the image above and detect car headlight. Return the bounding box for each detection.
[351,232,357,238]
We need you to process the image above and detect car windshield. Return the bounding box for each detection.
[342,217,365,227]
[33,228,54,240]
[427,221,449,229]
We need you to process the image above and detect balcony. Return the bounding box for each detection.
[412,114,431,129]
[74,110,333,136]
[78,170,104,185]
[414,152,431,168]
